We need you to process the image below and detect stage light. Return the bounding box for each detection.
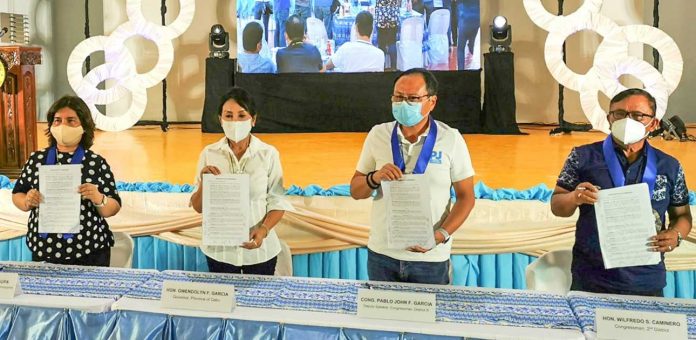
[489,15,511,53]
[209,24,230,58]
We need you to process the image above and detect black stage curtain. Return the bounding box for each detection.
[201,58,236,133]
[482,52,523,134]
[202,70,482,133]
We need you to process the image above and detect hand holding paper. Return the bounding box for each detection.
[382,174,435,250]
[595,183,660,269]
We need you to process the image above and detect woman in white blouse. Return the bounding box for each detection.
[190,87,292,274]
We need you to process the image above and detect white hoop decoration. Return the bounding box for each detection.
[523,0,602,32]
[84,78,148,132]
[579,77,610,133]
[595,25,682,93]
[525,0,683,133]
[543,14,618,91]
[66,0,195,132]
[67,36,133,104]
[68,36,137,105]
[126,0,196,40]
[595,56,670,120]
[105,21,174,89]
[580,57,670,134]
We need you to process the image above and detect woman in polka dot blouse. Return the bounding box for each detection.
[11,96,122,266]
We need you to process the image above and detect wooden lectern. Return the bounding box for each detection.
[0,45,41,178]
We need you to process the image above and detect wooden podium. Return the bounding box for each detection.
[0,45,41,178]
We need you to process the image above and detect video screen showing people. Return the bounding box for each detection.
[236,0,480,73]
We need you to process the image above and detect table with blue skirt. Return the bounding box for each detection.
[3,262,696,339]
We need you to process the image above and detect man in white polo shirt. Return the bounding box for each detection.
[350,68,476,284]
[325,11,385,72]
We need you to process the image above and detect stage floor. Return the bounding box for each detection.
[34,124,696,189]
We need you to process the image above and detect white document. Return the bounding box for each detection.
[595,183,660,269]
[202,174,250,247]
[382,174,435,249]
[38,164,82,234]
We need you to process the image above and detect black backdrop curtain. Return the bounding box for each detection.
[202,58,237,133]
[202,70,482,133]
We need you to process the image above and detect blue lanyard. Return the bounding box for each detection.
[46,146,84,166]
[42,146,85,239]
[391,117,437,174]
[601,135,657,198]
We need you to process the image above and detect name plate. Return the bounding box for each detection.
[0,273,22,299]
[357,288,436,323]
[596,308,687,340]
[161,281,236,313]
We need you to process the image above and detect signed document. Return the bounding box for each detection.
[382,174,435,250]
[202,174,250,247]
[595,183,660,269]
[38,164,82,234]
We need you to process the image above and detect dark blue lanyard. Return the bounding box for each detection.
[601,135,657,198]
[42,146,85,239]
[391,117,437,174]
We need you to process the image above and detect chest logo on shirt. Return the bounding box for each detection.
[429,151,443,164]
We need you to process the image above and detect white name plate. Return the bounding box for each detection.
[596,308,687,340]
[161,281,236,313]
[357,288,436,323]
[0,273,22,299]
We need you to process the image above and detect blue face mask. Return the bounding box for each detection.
[392,102,425,127]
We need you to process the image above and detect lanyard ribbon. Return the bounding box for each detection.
[391,117,437,174]
[42,146,85,239]
[601,135,657,198]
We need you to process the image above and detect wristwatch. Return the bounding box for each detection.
[95,194,108,208]
[436,228,451,244]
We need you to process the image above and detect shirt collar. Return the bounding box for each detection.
[612,139,647,168]
[396,122,430,146]
[213,135,259,157]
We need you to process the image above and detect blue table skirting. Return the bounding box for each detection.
[0,305,459,340]
[1,236,695,299]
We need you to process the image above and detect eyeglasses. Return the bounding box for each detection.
[391,94,431,106]
[609,110,655,123]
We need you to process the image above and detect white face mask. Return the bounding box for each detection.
[50,125,84,147]
[222,119,253,143]
[611,118,650,145]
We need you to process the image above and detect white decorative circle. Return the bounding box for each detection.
[543,14,618,91]
[525,0,683,132]
[126,0,196,40]
[595,25,683,93]
[67,0,196,132]
[523,0,603,32]
[105,21,174,89]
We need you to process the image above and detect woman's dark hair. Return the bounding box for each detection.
[217,87,258,118]
[45,95,96,149]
